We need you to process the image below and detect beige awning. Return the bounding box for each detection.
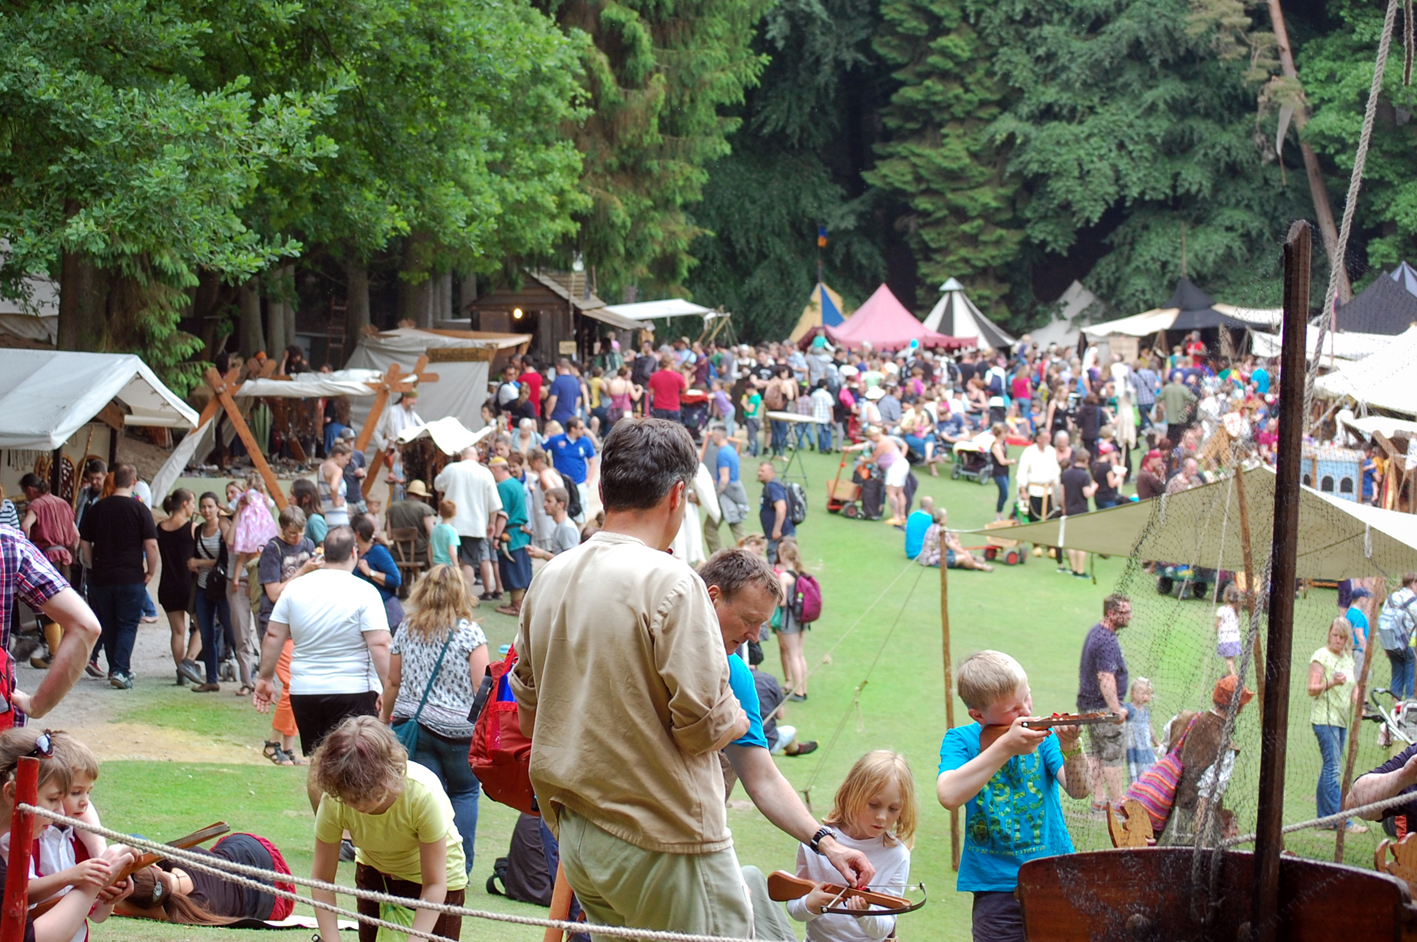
[972,465,1417,581]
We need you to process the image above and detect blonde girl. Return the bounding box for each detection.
[1215,584,1243,675]
[773,538,810,702]
[230,472,277,594]
[787,750,916,942]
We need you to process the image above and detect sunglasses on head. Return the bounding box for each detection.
[3,732,53,775]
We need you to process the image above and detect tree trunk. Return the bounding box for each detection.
[238,276,263,356]
[191,267,227,358]
[437,272,453,324]
[265,287,285,357]
[345,255,371,337]
[458,271,477,319]
[1266,0,1352,304]
[281,264,297,349]
[57,249,109,352]
[396,233,432,327]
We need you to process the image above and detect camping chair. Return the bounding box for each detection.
[389,526,426,599]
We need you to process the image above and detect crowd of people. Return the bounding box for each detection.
[7,320,1417,942]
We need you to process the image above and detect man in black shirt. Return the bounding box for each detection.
[1059,448,1096,579]
[78,463,157,689]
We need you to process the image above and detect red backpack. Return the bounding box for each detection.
[791,572,823,624]
[469,645,539,816]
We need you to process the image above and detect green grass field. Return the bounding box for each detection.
[86,446,1394,941]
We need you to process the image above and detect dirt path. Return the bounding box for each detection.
[23,613,268,765]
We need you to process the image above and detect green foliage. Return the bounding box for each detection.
[538,0,772,297]
[0,2,326,294]
[979,0,1306,312]
[684,0,893,339]
[869,0,1022,312]
[1300,1,1417,276]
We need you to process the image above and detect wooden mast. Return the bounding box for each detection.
[1250,220,1311,942]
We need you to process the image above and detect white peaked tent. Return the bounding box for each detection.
[922,278,1016,350]
[1313,324,1417,416]
[1028,281,1101,351]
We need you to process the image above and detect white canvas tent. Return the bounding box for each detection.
[0,242,60,346]
[602,298,718,321]
[976,465,1417,580]
[396,417,492,456]
[1028,281,1101,351]
[344,328,528,434]
[0,350,197,450]
[1312,324,1417,416]
[922,278,1015,349]
[1251,326,1390,362]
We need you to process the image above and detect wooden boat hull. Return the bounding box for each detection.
[1018,848,1417,941]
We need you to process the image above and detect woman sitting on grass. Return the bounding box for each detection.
[310,716,467,942]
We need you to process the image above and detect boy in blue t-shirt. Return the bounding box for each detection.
[937,650,1091,942]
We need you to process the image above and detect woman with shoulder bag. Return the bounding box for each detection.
[190,492,247,693]
[380,564,490,873]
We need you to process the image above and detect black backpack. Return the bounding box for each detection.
[786,482,808,526]
[486,813,553,906]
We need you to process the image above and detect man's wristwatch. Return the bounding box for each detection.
[809,826,834,855]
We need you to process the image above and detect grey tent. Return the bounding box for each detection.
[1332,263,1417,335]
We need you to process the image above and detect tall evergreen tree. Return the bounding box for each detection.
[869,0,1021,316]
[685,0,896,340]
[535,0,772,298]
[981,0,1308,313]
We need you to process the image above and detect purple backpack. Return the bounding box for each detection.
[792,573,823,624]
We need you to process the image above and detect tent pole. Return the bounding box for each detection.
[204,367,288,511]
[941,558,960,872]
[1251,220,1311,942]
[1232,466,1264,711]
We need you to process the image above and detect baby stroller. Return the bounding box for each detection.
[1155,564,1231,600]
[950,440,995,485]
[680,390,710,442]
[841,464,884,520]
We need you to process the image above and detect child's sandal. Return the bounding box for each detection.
[263,741,294,766]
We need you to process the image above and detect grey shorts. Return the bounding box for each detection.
[1086,719,1126,767]
[458,537,492,565]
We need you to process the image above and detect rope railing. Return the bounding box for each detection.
[12,804,761,942]
[1219,790,1416,848]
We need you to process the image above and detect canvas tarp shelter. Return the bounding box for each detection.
[1082,278,1276,339]
[789,282,847,343]
[601,298,718,321]
[922,278,1016,349]
[396,417,492,456]
[235,370,384,399]
[1250,326,1391,362]
[1027,282,1100,352]
[974,465,1417,581]
[345,328,528,434]
[825,283,966,352]
[1313,324,1417,416]
[0,350,197,451]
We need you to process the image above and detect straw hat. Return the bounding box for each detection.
[405,480,431,498]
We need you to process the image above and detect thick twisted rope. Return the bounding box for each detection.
[1304,0,1402,423]
[1218,789,1416,848]
[15,806,760,942]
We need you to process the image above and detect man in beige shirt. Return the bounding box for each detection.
[512,419,756,938]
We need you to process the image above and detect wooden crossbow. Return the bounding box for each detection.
[766,870,927,917]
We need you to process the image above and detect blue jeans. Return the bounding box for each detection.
[411,728,480,872]
[650,407,681,424]
[816,424,832,453]
[1313,723,1347,824]
[89,582,147,677]
[770,420,787,455]
[994,475,1011,514]
[745,418,761,456]
[1389,647,1416,699]
[793,422,809,450]
[141,591,156,620]
[194,590,234,684]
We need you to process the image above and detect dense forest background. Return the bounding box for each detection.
[2,0,1415,386]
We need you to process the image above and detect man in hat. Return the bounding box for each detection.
[338,427,369,515]
[386,480,437,563]
[372,389,424,453]
[1345,586,1375,680]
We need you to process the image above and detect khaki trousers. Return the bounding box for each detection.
[557,807,755,941]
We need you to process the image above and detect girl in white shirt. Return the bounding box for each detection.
[788,750,917,942]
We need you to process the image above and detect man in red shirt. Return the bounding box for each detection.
[518,356,546,420]
[646,355,688,424]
